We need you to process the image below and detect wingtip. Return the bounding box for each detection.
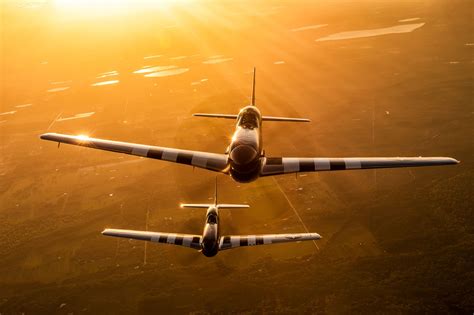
[102,229,113,235]
[446,157,460,165]
[39,132,52,140]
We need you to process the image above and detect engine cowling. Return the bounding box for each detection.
[230,144,258,166]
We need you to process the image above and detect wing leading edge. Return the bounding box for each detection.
[261,157,459,176]
[40,133,229,173]
[219,233,321,250]
[102,229,202,250]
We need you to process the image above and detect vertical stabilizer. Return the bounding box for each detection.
[214,176,218,205]
[251,67,256,106]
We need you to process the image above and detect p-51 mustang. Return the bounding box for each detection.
[102,182,321,257]
[40,68,459,183]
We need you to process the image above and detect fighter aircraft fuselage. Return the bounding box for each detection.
[228,105,263,183]
[201,206,220,257]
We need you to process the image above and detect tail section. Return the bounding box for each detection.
[181,178,249,209]
[192,67,309,122]
[251,67,256,106]
[214,176,218,205]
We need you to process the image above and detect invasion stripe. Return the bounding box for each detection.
[283,158,300,173]
[329,160,346,170]
[265,157,283,165]
[240,237,249,246]
[191,155,208,168]
[162,150,179,162]
[166,234,176,244]
[147,148,163,159]
[223,236,231,244]
[344,158,361,169]
[158,235,168,243]
[182,236,192,247]
[190,236,201,249]
[314,158,331,170]
[174,236,184,245]
[256,236,264,245]
[131,146,149,157]
[206,157,228,171]
[176,152,193,165]
[299,160,315,172]
[191,236,200,245]
[263,236,272,244]
[247,236,256,246]
[231,236,240,248]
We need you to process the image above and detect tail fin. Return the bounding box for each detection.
[181,178,249,209]
[214,176,218,205]
[251,67,256,106]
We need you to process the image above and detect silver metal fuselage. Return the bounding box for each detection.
[228,106,263,183]
[201,206,219,257]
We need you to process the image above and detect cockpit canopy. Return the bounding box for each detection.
[237,107,260,129]
[207,213,218,224]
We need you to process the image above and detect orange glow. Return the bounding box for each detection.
[76,134,90,141]
[1,0,471,312]
[54,0,181,15]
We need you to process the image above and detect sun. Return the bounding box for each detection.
[54,0,128,8]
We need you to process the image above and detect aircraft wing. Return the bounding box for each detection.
[40,133,229,173]
[102,229,202,250]
[219,232,321,250]
[260,157,459,176]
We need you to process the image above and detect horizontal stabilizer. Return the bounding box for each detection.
[180,203,213,208]
[216,204,250,209]
[192,113,310,122]
[261,116,310,122]
[219,232,321,250]
[180,203,249,209]
[102,229,202,250]
[193,113,238,119]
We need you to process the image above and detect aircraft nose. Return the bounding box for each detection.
[230,145,258,165]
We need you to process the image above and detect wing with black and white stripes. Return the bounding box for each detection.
[219,233,321,250]
[40,133,229,173]
[260,157,459,176]
[102,229,202,250]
